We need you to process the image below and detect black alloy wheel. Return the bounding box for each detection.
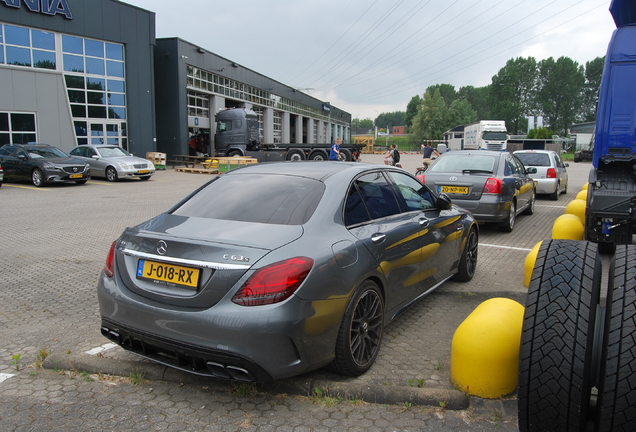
[452,227,478,282]
[329,280,384,377]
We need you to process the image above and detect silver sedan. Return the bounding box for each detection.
[97,162,478,382]
[69,145,155,181]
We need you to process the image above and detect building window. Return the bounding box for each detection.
[0,24,56,70]
[187,90,210,118]
[0,112,37,145]
[61,35,126,144]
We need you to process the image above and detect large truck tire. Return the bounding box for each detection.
[518,240,601,432]
[595,245,636,432]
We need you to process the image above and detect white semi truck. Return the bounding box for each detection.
[463,120,508,151]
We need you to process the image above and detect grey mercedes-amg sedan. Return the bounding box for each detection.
[97,161,478,382]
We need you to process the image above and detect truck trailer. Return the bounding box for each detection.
[463,120,508,151]
[214,108,361,162]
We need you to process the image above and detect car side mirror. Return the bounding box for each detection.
[565,163,569,167]
[437,192,452,210]
[17,154,27,160]
[526,167,538,174]
[92,155,99,159]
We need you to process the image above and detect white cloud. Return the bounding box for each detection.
[126,0,616,121]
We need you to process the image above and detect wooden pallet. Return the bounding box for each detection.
[174,167,219,174]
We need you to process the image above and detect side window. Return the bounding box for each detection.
[16,149,29,158]
[344,172,401,225]
[69,147,82,157]
[344,187,370,226]
[217,120,232,132]
[512,155,526,174]
[506,156,522,175]
[387,171,435,211]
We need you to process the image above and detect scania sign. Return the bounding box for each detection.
[1,0,73,20]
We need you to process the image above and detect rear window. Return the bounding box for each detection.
[172,173,324,225]
[429,153,496,173]
[515,153,551,167]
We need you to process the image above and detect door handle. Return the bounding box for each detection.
[371,233,386,244]
[418,217,430,228]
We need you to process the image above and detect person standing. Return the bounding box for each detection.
[422,142,440,168]
[329,138,342,161]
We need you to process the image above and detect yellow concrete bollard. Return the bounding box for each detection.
[451,298,525,398]
[523,241,543,288]
[552,214,584,240]
[576,189,588,201]
[581,183,589,191]
[565,199,586,226]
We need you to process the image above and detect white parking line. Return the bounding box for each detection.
[0,373,15,383]
[480,243,532,252]
[85,343,118,355]
[536,204,567,208]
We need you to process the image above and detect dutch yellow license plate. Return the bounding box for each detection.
[440,186,469,194]
[139,170,149,174]
[70,174,83,179]
[136,259,200,288]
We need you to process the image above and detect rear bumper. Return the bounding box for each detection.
[450,195,510,223]
[533,178,558,195]
[97,272,341,382]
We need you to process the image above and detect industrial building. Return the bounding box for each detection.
[0,0,350,158]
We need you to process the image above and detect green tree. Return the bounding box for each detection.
[581,56,605,122]
[536,56,585,135]
[458,85,492,120]
[375,111,405,128]
[404,95,421,129]
[491,57,538,134]
[426,83,458,107]
[527,127,554,139]
[448,99,478,128]
[410,88,449,141]
[351,117,374,131]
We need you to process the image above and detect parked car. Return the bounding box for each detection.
[69,145,155,181]
[0,144,90,187]
[418,150,537,232]
[513,149,569,200]
[97,162,478,382]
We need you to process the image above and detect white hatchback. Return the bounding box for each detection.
[514,150,569,200]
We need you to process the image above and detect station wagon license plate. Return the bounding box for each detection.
[136,259,200,288]
[69,174,83,179]
[138,170,149,174]
[439,185,469,195]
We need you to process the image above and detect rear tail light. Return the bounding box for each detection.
[104,241,116,278]
[232,257,313,306]
[416,174,425,183]
[483,177,503,194]
[546,168,557,178]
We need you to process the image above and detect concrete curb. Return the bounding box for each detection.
[43,354,469,410]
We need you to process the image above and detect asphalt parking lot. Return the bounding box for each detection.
[0,153,592,431]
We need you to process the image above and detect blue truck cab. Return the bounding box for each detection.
[586,0,636,250]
